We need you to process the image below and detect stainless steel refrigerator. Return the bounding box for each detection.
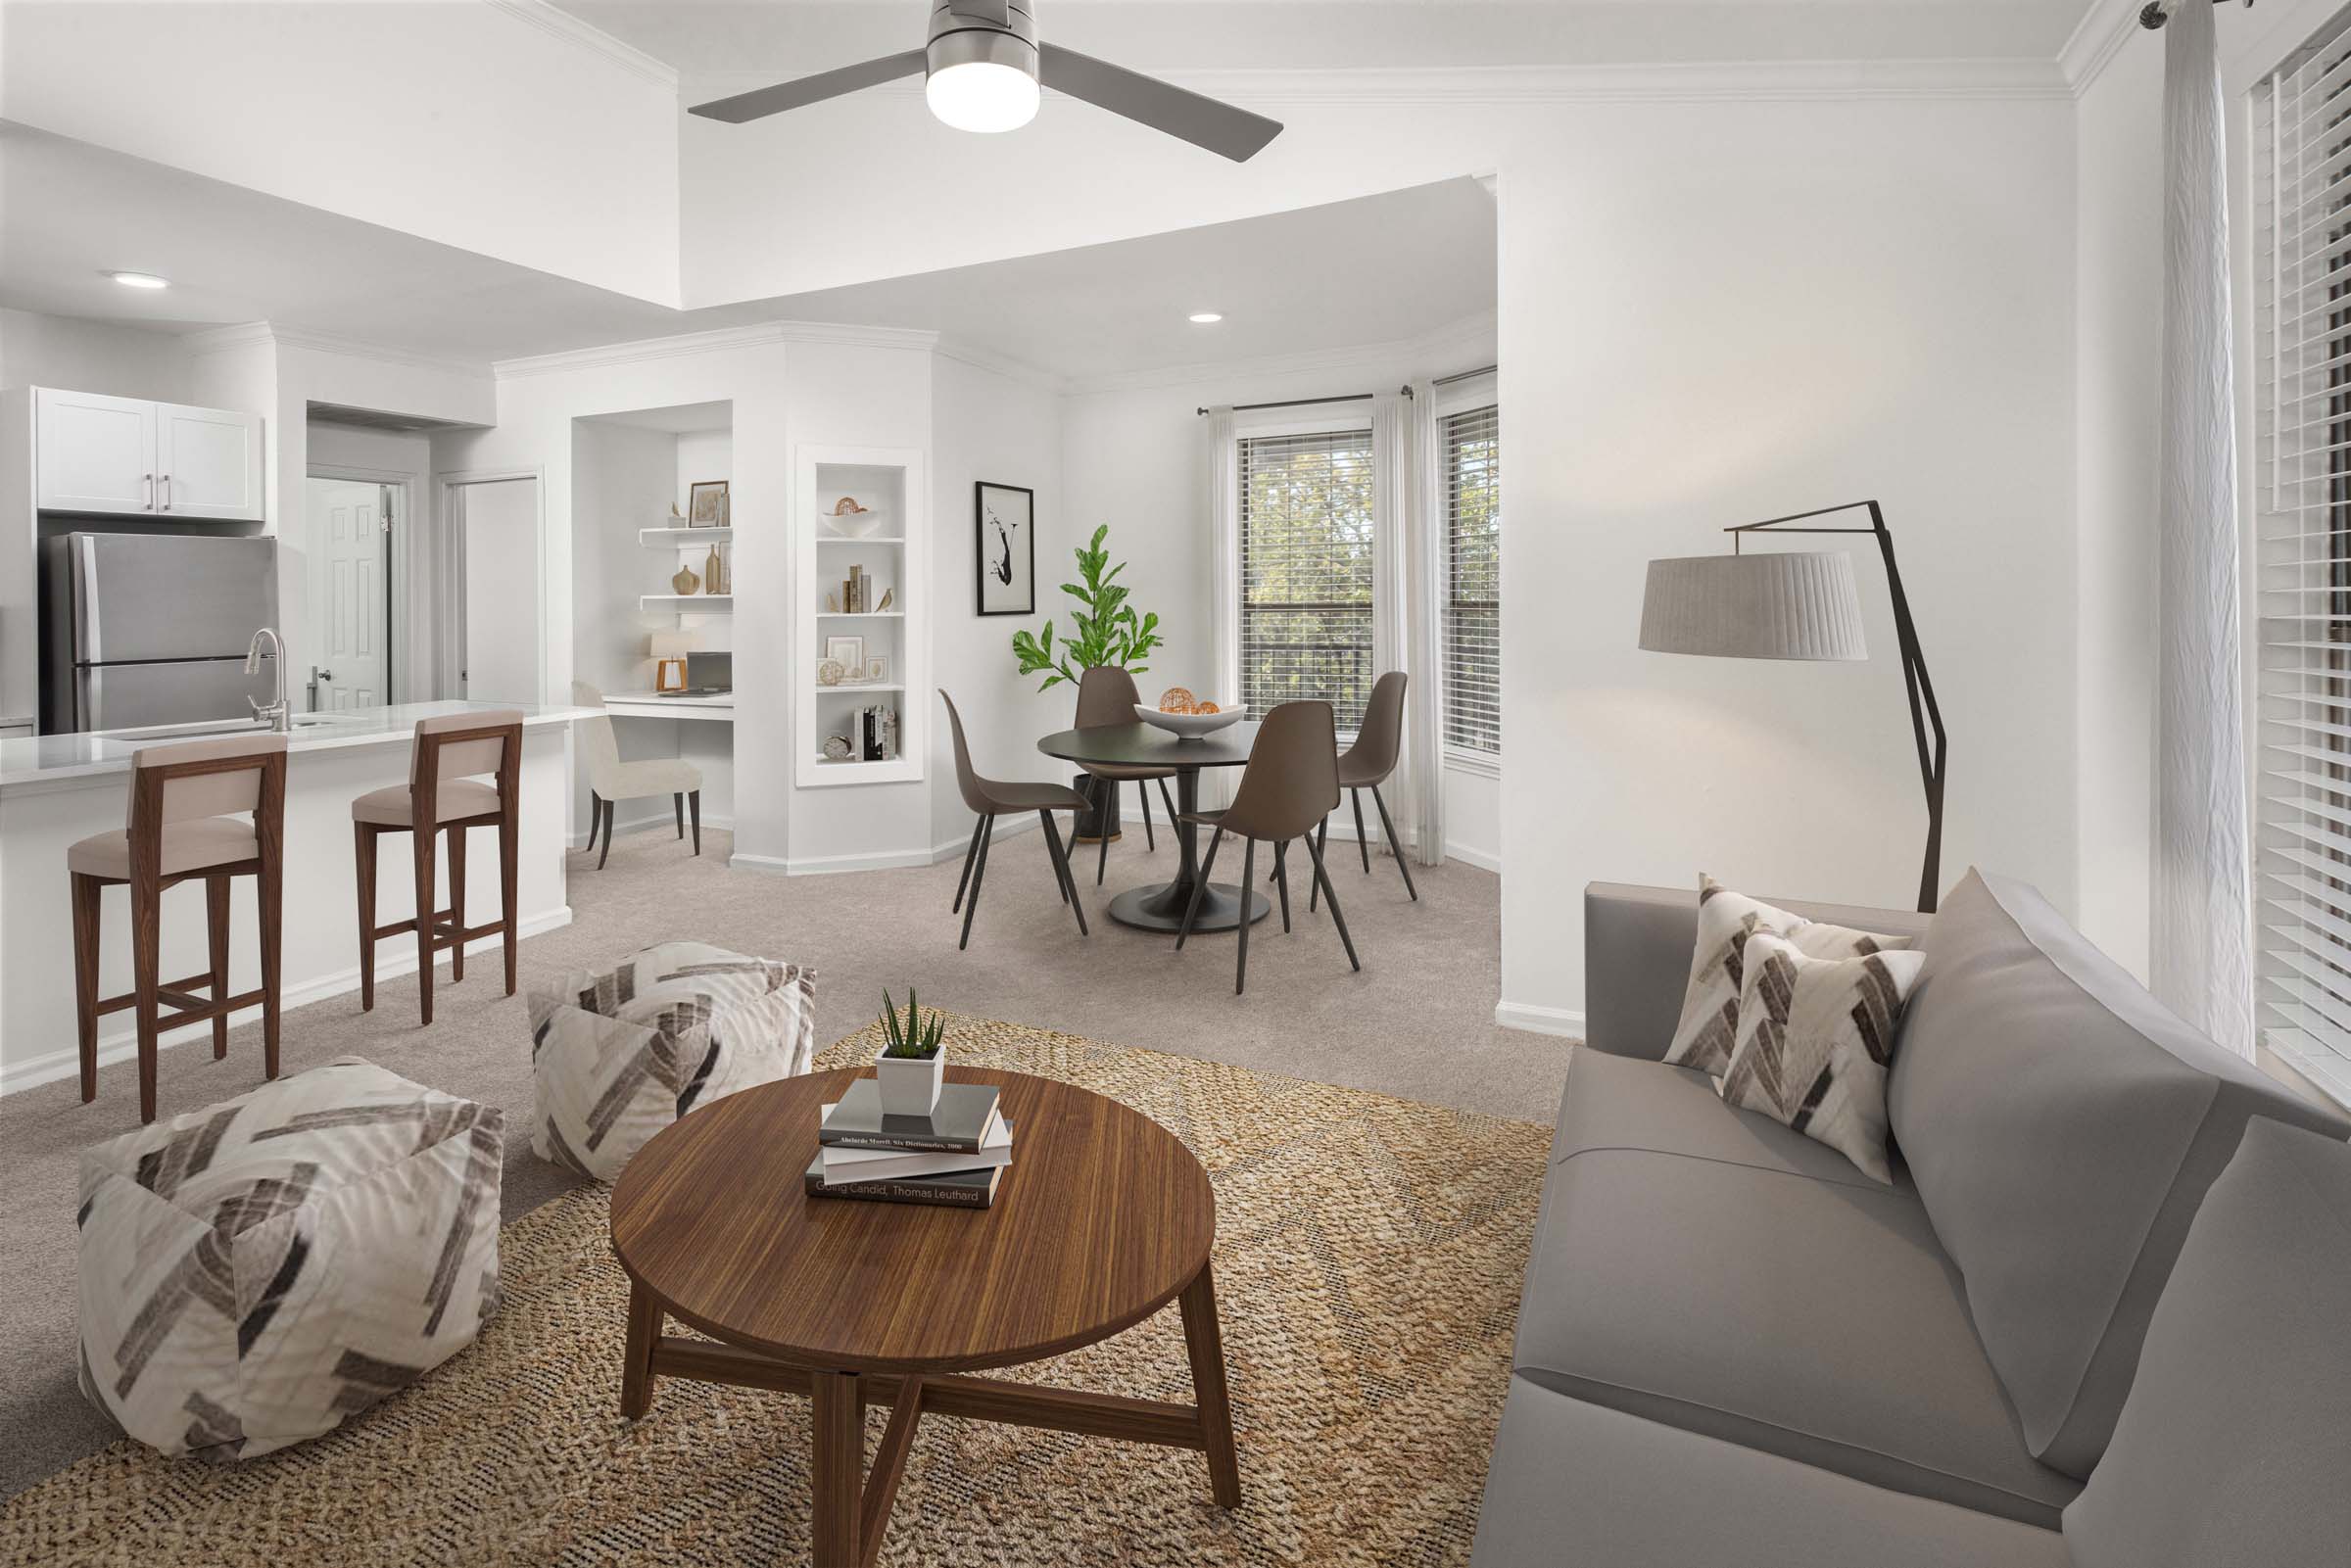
[40,532,278,734]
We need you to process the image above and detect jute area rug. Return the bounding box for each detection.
[2,1018,1550,1567]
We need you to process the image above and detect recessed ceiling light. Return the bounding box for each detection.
[1188,311,1223,324]
[105,270,170,290]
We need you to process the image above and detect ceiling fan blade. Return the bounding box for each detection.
[689,48,928,123]
[1036,44,1282,163]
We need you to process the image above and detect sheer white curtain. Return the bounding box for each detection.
[1205,407,1240,810]
[1404,380,1446,866]
[2154,0,2253,1056]
[1368,392,1419,855]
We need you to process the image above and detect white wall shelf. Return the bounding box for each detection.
[816,682,905,693]
[641,594,732,611]
[797,448,926,788]
[818,610,903,619]
[640,525,732,546]
[817,535,905,546]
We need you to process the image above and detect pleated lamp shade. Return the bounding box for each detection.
[1639,551,1868,661]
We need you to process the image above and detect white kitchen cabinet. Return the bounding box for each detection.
[34,389,264,521]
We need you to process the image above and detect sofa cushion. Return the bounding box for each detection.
[1469,1376,2070,1568]
[2062,1117,2351,1568]
[1662,876,1918,1075]
[1888,869,2350,1477]
[1512,1142,2078,1526]
[1547,1045,1896,1191]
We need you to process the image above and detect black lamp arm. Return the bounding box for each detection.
[1725,499,1947,914]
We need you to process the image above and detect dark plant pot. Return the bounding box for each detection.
[1071,774,1123,844]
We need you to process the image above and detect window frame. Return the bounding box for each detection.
[1232,409,1380,740]
[1436,374,1502,775]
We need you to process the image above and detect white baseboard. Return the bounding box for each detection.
[1445,841,1501,872]
[931,814,1040,864]
[568,808,735,850]
[1494,999,1585,1039]
[0,906,575,1097]
[754,815,1043,878]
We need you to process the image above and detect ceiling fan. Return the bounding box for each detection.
[688,0,1283,163]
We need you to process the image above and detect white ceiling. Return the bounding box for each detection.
[0,123,1493,378]
[555,0,2102,75]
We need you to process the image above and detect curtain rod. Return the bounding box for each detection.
[1192,363,1498,417]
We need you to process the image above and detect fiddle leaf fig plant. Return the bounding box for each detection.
[1011,524,1164,692]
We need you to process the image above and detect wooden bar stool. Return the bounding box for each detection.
[354,709,523,1026]
[69,735,288,1124]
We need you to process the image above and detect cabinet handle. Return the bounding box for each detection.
[143,473,154,511]
[160,474,171,511]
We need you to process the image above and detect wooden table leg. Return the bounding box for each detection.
[620,1283,662,1419]
[1179,1261,1243,1507]
[810,1368,862,1568]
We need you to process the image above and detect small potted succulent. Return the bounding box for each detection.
[874,988,946,1117]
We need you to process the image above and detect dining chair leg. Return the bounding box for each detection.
[688,790,701,855]
[1137,779,1156,852]
[1310,816,1330,913]
[1040,810,1088,936]
[597,796,614,871]
[130,875,162,1124]
[498,804,519,997]
[1176,828,1224,951]
[71,873,101,1104]
[1305,834,1362,973]
[674,792,685,840]
[355,824,377,1012]
[959,818,994,951]
[1234,837,1256,995]
[1272,840,1292,932]
[446,823,467,983]
[953,813,986,913]
[413,823,439,1025]
[1095,779,1112,886]
[1371,784,1418,902]
[1351,788,1371,874]
[204,873,231,1060]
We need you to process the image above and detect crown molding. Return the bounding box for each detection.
[493,319,939,379]
[2059,0,2145,94]
[479,0,679,89]
[933,338,1067,394]
[179,321,277,357]
[1060,310,1498,400]
[179,321,488,380]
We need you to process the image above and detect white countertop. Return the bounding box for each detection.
[0,701,591,789]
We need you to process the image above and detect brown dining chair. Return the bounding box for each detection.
[1074,665,1180,884]
[940,689,1091,950]
[1306,670,1417,905]
[69,734,288,1123]
[1176,699,1360,994]
[353,709,523,1025]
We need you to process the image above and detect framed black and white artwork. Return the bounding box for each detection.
[975,481,1034,616]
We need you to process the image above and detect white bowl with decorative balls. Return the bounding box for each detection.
[1135,702,1244,738]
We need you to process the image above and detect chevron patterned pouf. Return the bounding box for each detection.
[527,940,816,1182]
[74,1057,504,1461]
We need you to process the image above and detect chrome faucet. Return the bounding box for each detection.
[246,628,290,732]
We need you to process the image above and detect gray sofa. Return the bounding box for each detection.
[1470,869,2351,1567]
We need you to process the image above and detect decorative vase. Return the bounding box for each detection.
[671,563,700,594]
[705,545,724,594]
[874,1041,944,1117]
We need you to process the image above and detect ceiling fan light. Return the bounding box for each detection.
[926,60,1039,133]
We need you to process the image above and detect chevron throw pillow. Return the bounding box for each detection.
[1718,931,1928,1183]
[1661,876,1917,1076]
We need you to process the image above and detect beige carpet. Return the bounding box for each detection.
[0,824,1566,1497]
[1,1018,1550,1567]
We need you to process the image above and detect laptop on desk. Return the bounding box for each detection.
[660,651,732,697]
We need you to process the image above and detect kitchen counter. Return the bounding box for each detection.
[0,701,587,1100]
[0,700,592,789]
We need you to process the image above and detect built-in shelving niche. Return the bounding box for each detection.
[796,446,927,787]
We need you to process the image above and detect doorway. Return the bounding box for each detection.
[447,476,542,704]
[303,475,396,711]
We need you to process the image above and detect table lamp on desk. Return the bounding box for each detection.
[651,632,694,694]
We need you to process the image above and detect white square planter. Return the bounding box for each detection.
[874,1046,944,1117]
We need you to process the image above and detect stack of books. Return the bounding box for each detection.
[804,1079,1013,1209]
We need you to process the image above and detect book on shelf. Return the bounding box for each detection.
[815,1112,1011,1185]
[802,1159,1004,1209]
[818,1079,1000,1153]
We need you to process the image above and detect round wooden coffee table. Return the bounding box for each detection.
[609,1067,1240,1567]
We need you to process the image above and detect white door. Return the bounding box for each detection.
[35,389,157,514]
[157,403,264,520]
[458,478,540,704]
[307,478,391,711]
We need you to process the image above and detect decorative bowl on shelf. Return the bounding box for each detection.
[826,509,884,539]
[1134,702,1245,739]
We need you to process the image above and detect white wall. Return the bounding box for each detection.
[0,0,681,305]
[573,420,678,699]
[930,353,1067,848]
[0,309,194,402]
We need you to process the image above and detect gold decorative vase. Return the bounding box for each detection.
[672,563,700,594]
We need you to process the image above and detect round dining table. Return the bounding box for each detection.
[1037,720,1271,933]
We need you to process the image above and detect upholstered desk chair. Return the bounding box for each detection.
[573,682,703,867]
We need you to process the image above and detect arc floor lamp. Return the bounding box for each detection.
[1639,499,1947,914]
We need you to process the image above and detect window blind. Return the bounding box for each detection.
[1443,404,1502,755]
[1238,427,1376,730]
[2255,5,2351,1107]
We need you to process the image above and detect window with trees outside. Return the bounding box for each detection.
[1238,425,1376,731]
[1443,403,1501,755]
